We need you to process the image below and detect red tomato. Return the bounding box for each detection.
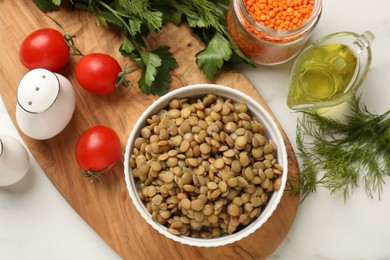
[19,28,70,71]
[75,126,122,180]
[74,53,122,95]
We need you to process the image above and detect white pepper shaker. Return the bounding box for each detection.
[0,134,30,186]
[15,68,76,140]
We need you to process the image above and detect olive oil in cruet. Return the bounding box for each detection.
[287,31,375,109]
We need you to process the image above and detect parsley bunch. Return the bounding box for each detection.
[33,0,251,96]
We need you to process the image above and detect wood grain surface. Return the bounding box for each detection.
[0,1,300,259]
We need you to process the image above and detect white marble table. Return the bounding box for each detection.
[1,0,389,259]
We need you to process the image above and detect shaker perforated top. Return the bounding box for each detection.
[17,68,60,113]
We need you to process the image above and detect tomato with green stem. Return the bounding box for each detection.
[75,126,122,180]
[19,28,70,71]
[74,53,132,95]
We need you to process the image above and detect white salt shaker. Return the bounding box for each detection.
[0,134,30,186]
[16,68,76,140]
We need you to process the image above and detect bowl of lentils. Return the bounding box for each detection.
[124,84,288,247]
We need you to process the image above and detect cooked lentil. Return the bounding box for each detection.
[129,94,283,238]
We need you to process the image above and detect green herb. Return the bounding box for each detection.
[296,94,390,201]
[45,15,84,56]
[138,46,178,96]
[33,0,61,12]
[196,32,232,80]
[33,0,252,95]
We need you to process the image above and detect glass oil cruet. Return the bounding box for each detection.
[287,31,375,110]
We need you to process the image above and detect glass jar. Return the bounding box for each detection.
[227,0,323,65]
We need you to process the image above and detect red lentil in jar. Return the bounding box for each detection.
[227,0,323,65]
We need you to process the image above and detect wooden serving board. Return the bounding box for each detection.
[0,1,300,259]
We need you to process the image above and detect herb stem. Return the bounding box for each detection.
[97,1,133,35]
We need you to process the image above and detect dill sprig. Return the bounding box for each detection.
[295,94,390,201]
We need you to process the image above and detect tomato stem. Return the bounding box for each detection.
[79,161,119,181]
[116,64,139,92]
[46,15,84,56]
[64,34,84,56]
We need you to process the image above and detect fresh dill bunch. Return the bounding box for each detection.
[117,0,163,32]
[165,0,224,31]
[295,94,390,201]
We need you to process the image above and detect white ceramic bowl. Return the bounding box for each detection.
[124,84,288,247]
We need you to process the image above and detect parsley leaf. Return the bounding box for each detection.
[138,46,178,95]
[139,51,162,87]
[33,0,61,12]
[152,46,178,70]
[119,36,136,56]
[196,32,232,80]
